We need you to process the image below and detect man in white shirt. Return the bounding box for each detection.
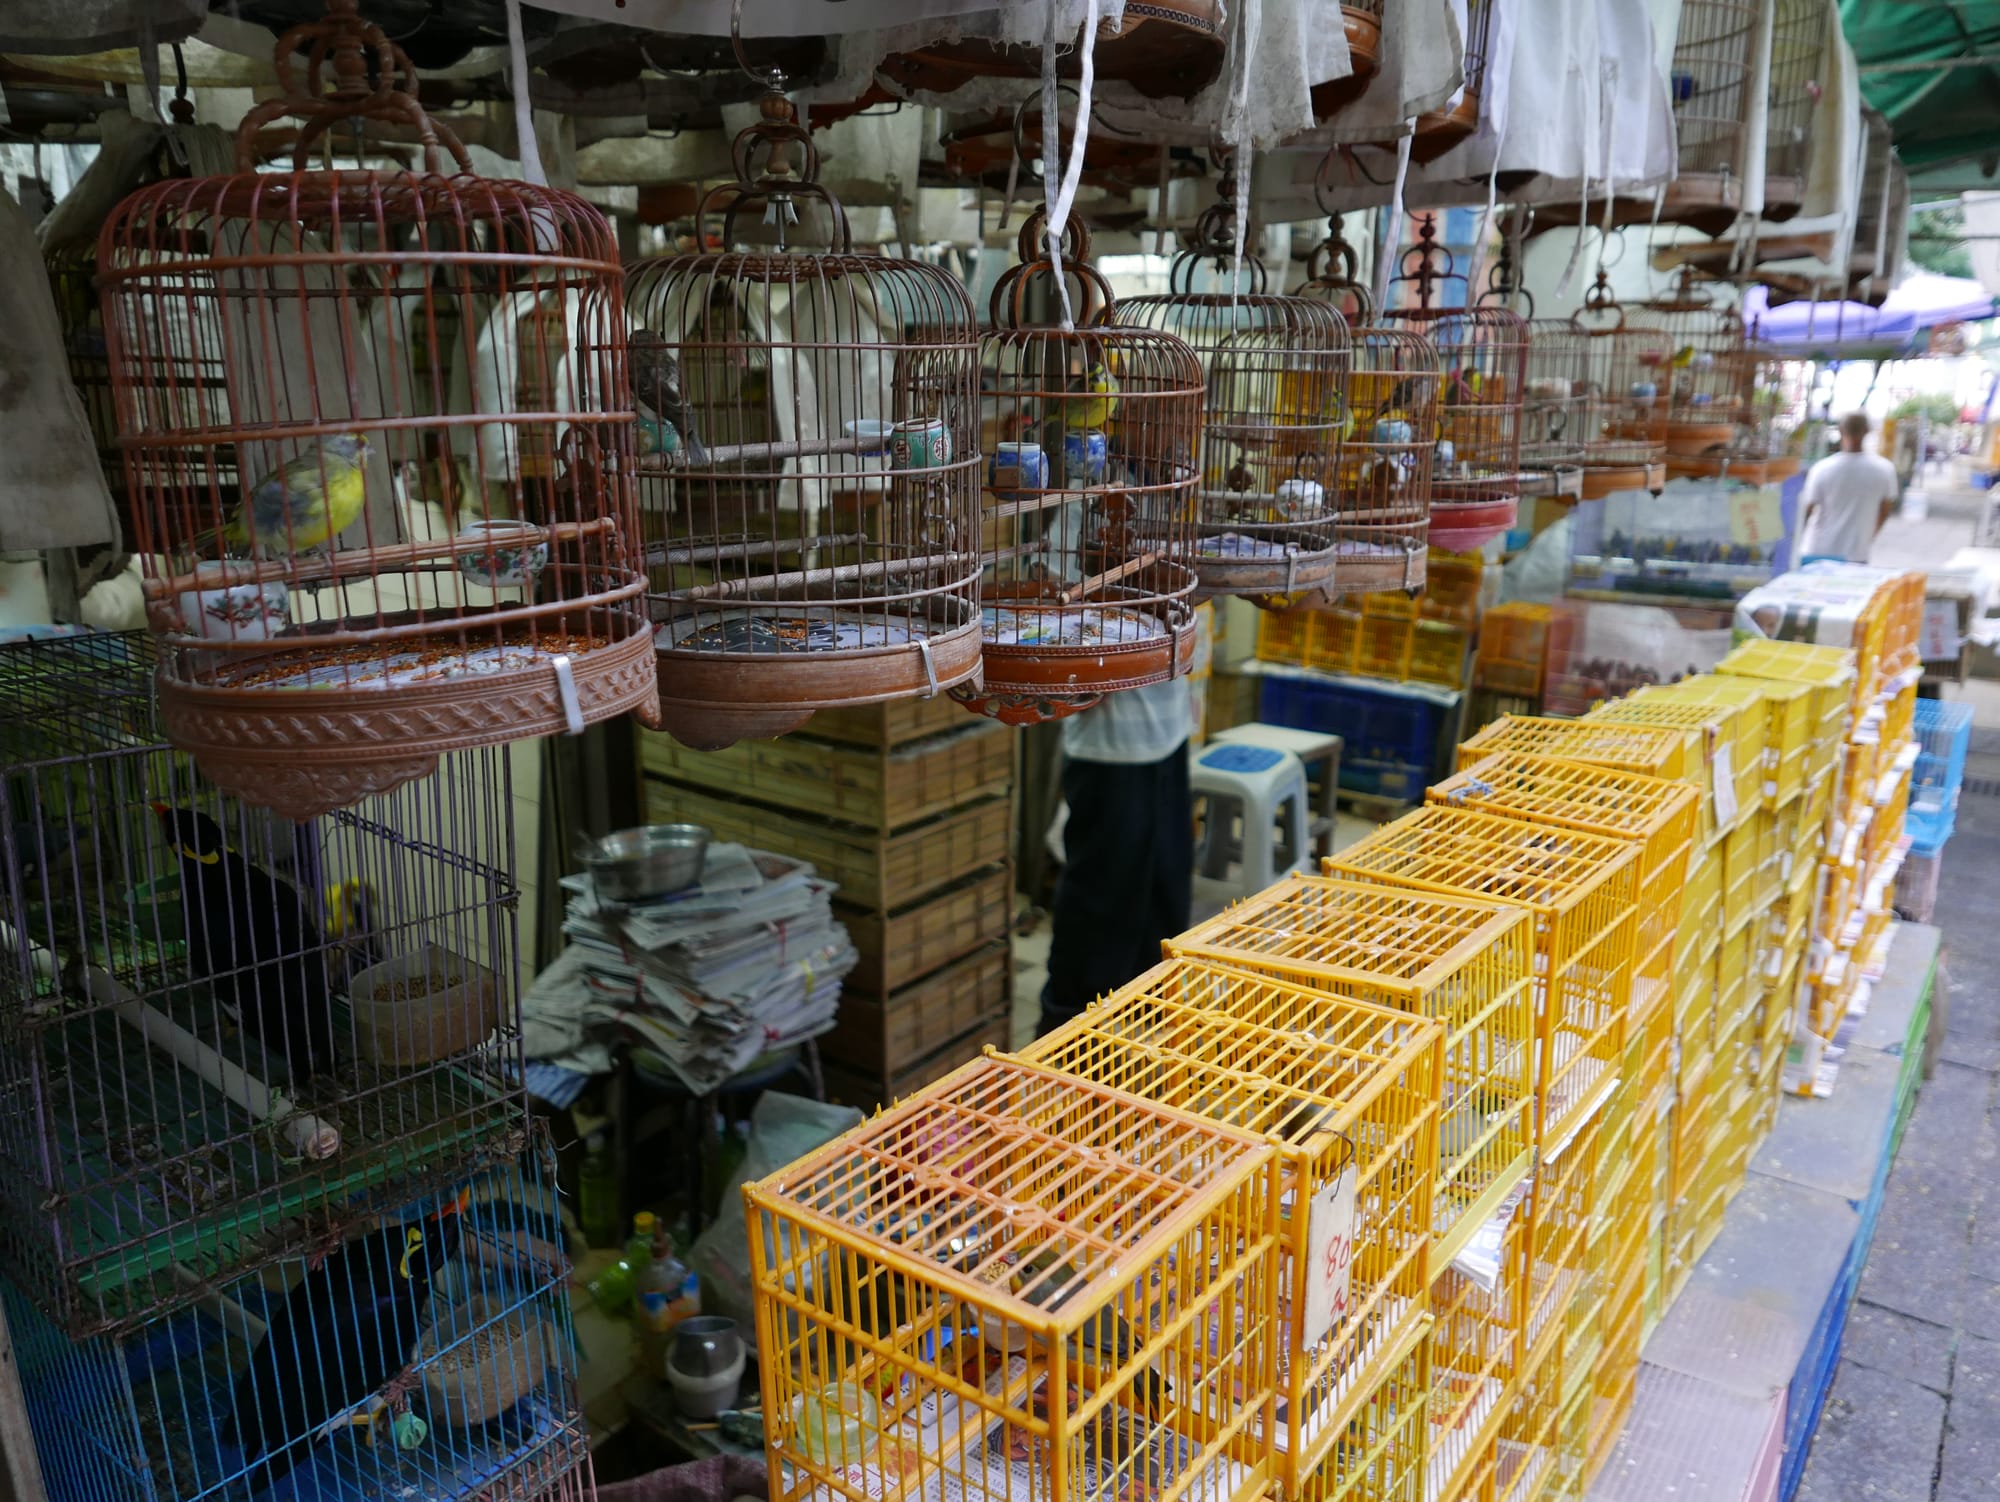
[1799,412,1901,564]
[1038,674,1195,1036]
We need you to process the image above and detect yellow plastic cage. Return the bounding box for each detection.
[1168,876,1537,1273]
[1428,1234,1526,1502]
[1455,715,1697,783]
[1526,1101,1604,1386]
[1292,1315,1433,1502]
[1487,1330,1564,1502]
[1430,753,1698,1002]
[1714,638,1858,781]
[1651,673,1809,812]
[1017,961,1441,1498]
[1323,807,1639,1152]
[1588,690,1762,839]
[744,1054,1283,1502]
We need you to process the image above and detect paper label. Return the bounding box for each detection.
[1712,742,1740,828]
[1300,1163,1358,1347]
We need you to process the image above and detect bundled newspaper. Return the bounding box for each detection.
[522,843,855,1093]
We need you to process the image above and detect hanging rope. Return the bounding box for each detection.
[1041,0,1102,330]
[505,0,548,187]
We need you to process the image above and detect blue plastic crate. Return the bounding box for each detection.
[1256,673,1450,796]
[1911,699,1973,813]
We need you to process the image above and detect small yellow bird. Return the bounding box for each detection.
[1051,360,1120,432]
[1669,345,1698,369]
[220,434,371,558]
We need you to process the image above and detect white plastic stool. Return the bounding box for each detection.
[1190,742,1312,920]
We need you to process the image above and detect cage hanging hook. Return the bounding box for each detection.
[730,0,788,94]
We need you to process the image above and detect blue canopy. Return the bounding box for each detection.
[1745,274,1997,353]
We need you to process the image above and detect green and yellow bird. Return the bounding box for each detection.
[219,433,372,558]
[1040,360,1120,488]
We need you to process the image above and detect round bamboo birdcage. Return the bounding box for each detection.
[625,90,983,750]
[1573,272,1668,500]
[1308,0,1387,120]
[1663,0,1760,218]
[953,210,1201,726]
[1522,318,1589,473]
[1294,213,1438,598]
[1383,215,1526,552]
[1409,0,1493,162]
[1763,0,1831,217]
[96,0,655,820]
[1612,273,1749,461]
[1109,168,1351,607]
[1670,342,1804,485]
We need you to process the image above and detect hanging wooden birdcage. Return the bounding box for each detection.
[1661,0,1761,224]
[1521,318,1589,473]
[1762,0,1830,219]
[625,89,982,750]
[1383,215,1526,553]
[1294,210,1439,598]
[954,210,1201,725]
[1617,273,1749,464]
[96,0,655,821]
[1109,165,1351,607]
[1410,0,1493,162]
[1672,342,1804,484]
[1572,272,1668,500]
[1308,0,1387,119]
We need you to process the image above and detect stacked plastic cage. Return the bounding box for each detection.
[6,1139,584,1502]
[1383,217,1528,553]
[1109,166,1352,606]
[1907,697,1974,854]
[99,3,657,823]
[627,71,984,750]
[0,632,529,1339]
[1295,207,1440,597]
[960,209,1204,724]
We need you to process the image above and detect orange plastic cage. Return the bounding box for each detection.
[1168,875,1537,1274]
[1455,715,1697,784]
[743,1054,1283,1502]
[1016,961,1441,1498]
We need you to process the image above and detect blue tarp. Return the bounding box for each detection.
[1745,274,1997,351]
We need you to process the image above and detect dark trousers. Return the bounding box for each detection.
[1038,744,1192,1036]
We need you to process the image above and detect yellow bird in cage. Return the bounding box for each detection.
[216,434,372,559]
[1051,360,1120,432]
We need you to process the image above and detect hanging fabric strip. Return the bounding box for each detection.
[1222,0,1265,309]
[1464,110,1512,304]
[1042,0,1102,331]
[506,0,549,188]
[1374,129,1414,313]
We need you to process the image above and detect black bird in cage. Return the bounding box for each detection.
[151,804,338,1080]
[225,1190,470,1489]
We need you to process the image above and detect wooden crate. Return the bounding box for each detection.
[640,720,1011,832]
[646,782,1010,912]
[804,696,970,749]
[820,1016,1013,1113]
[824,941,1012,1074]
[839,864,1013,994]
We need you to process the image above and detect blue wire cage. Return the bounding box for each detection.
[6,1141,584,1502]
[1907,698,1974,855]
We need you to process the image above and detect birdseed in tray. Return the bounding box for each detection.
[1196,533,1305,560]
[218,633,614,691]
[665,613,927,654]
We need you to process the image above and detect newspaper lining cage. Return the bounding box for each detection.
[1666,0,1761,215]
[1109,164,1352,606]
[628,70,983,751]
[1571,271,1667,500]
[1295,208,1438,598]
[1166,875,1537,1277]
[1018,960,1442,1499]
[96,0,656,821]
[0,633,528,1338]
[5,1138,583,1502]
[1410,0,1492,162]
[1383,216,1527,554]
[956,210,1202,725]
[744,1055,1281,1502]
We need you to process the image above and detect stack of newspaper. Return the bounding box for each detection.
[522,844,853,1093]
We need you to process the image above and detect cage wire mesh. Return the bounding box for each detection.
[1108,166,1352,606]
[1571,271,1667,500]
[1017,959,1443,1498]
[627,87,983,751]
[95,0,656,822]
[5,1137,581,1502]
[1679,342,1804,484]
[0,632,527,1339]
[1294,209,1437,599]
[1667,0,1760,187]
[744,1055,1282,1502]
[1519,320,1588,475]
[1762,0,1830,210]
[1384,217,1527,554]
[955,210,1202,725]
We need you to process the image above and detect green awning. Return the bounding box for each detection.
[1842,1,2000,184]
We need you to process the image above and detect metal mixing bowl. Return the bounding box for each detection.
[581,824,709,902]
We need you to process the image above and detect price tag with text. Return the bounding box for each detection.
[1301,1160,1359,1347]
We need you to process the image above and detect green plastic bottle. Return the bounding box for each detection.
[578,1133,619,1249]
[587,1210,657,1315]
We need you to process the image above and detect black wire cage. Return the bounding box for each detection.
[0,632,527,1338]
[6,1138,583,1502]
[627,85,984,750]
[1109,168,1352,606]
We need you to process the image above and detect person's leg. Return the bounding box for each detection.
[1139,741,1193,976]
[1040,756,1159,1035]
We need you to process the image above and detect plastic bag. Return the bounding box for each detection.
[685,1090,861,1348]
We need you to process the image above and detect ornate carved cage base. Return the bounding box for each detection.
[157,622,657,819]
[957,591,1196,726]
[651,604,983,749]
